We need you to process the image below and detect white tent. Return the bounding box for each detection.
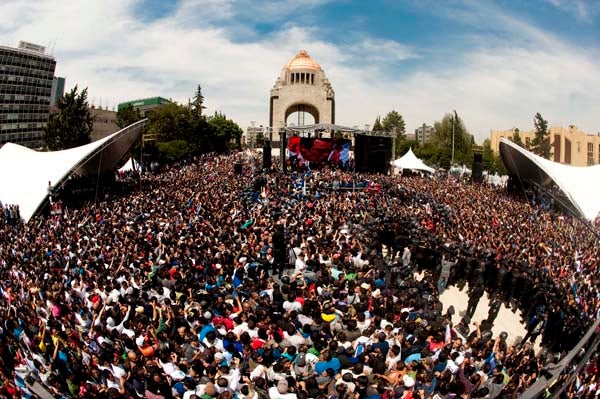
[499,138,600,220]
[119,157,140,172]
[0,119,147,222]
[391,148,435,173]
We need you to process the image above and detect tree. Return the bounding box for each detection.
[381,110,407,157]
[208,113,243,152]
[156,140,192,161]
[372,116,383,132]
[44,85,93,150]
[430,111,473,169]
[116,104,142,128]
[532,113,551,159]
[511,128,524,148]
[191,85,206,118]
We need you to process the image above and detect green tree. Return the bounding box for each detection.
[116,104,142,128]
[147,103,194,143]
[208,112,243,152]
[372,116,383,132]
[511,128,524,148]
[255,130,265,147]
[482,139,495,170]
[44,86,93,150]
[191,85,206,118]
[430,111,473,169]
[532,113,551,159]
[381,110,407,157]
[156,140,192,161]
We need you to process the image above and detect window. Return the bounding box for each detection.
[588,142,595,166]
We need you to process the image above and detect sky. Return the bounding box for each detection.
[1,0,599,143]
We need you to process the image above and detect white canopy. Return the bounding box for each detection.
[391,148,435,173]
[119,157,140,172]
[499,138,600,220]
[0,119,147,222]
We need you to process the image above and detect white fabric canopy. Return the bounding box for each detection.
[391,148,435,173]
[499,138,600,220]
[0,119,146,222]
[119,157,140,172]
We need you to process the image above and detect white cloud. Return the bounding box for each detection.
[1,0,599,144]
[546,0,595,22]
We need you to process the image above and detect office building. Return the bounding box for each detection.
[117,97,170,117]
[490,125,600,166]
[0,42,56,147]
[50,76,65,106]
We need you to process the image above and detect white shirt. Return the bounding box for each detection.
[294,257,306,273]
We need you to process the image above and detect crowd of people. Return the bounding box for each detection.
[0,152,598,399]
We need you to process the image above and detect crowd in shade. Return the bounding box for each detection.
[0,152,599,399]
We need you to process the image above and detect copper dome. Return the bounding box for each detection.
[285,50,321,71]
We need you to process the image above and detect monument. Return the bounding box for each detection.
[269,50,335,147]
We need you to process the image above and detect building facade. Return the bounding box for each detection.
[50,76,65,106]
[269,50,335,147]
[490,125,600,166]
[245,125,266,149]
[0,43,56,147]
[89,106,119,142]
[117,97,170,117]
[414,123,435,145]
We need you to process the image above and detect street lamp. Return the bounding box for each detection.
[451,110,457,167]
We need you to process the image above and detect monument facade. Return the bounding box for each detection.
[269,50,335,146]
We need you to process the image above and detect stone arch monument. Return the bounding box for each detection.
[269,50,335,146]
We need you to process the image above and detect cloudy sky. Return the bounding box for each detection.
[2,0,599,143]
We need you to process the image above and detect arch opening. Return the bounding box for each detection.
[284,103,319,127]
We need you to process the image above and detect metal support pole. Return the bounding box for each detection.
[280,128,287,174]
[451,113,455,167]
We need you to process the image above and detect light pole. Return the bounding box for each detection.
[451,110,457,167]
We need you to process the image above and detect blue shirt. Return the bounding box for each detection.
[314,358,341,374]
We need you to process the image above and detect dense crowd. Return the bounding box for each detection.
[0,152,598,399]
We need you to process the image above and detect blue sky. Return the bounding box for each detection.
[1,0,599,142]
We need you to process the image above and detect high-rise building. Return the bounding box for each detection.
[0,42,56,147]
[50,76,65,107]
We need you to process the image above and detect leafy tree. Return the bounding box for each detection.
[147,103,194,143]
[532,112,551,159]
[156,140,192,161]
[255,130,265,147]
[44,85,93,150]
[191,85,206,118]
[141,86,243,161]
[382,110,406,139]
[430,111,473,169]
[511,128,524,148]
[208,112,243,152]
[482,138,508,175]
[116,104,142,128]
[372,116,383,132]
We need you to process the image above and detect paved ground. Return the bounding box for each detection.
[438,281,531,347]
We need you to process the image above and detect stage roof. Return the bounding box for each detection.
[286,123,363,133]
[0,119,147,222]
[499,138,600,220]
